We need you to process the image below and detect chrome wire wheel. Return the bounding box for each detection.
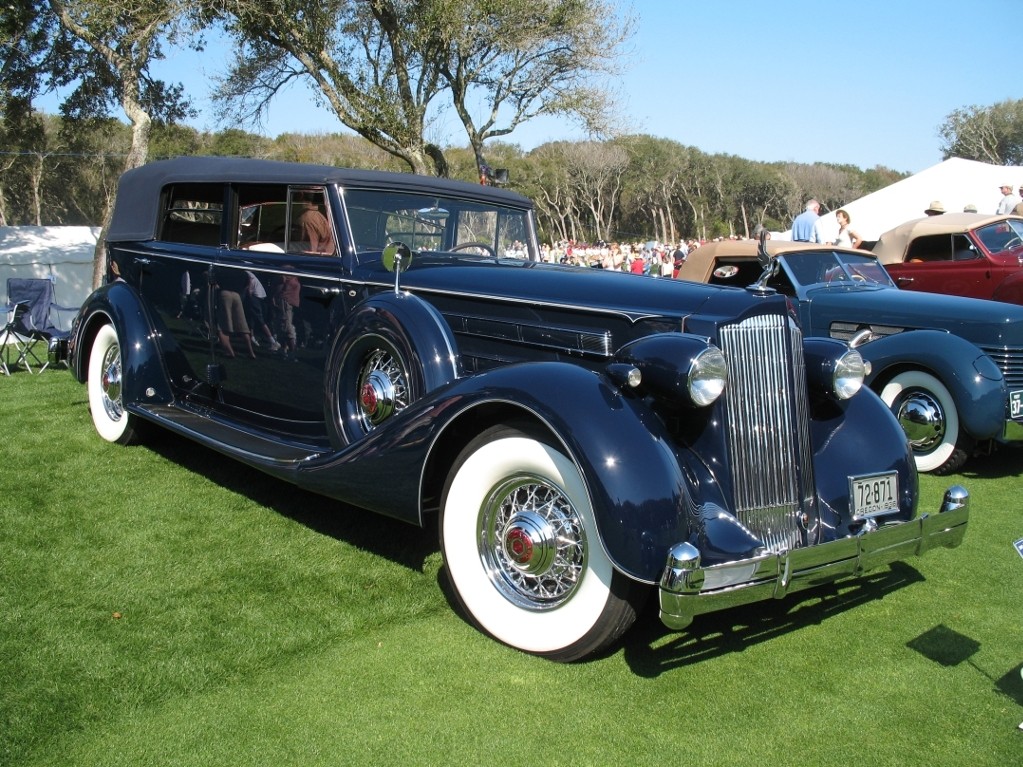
[441,426,644,660]
[478,475,586,611]
[354,346,410,432]
[87,323,141,445]
[99,342,124,423]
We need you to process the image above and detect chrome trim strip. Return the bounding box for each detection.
[361,278,692,326]
[445,312,613,358]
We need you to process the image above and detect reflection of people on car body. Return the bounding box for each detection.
[272,270,301,357]
[244,271,280,352]
[215,269,256,358]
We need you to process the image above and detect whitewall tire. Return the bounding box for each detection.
[879,370,966,475]
[440,426,643,661]
[87,324,141,445]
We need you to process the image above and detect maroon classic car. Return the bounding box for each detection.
[873,213,1023,305]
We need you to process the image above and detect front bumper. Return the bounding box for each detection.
[659,485,969,631]
[1002,416,1023,443]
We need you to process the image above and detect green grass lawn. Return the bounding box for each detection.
[2,371,1022,766]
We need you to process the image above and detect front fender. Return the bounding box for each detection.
[70,281,174,407]
[860,329,1007,440]
[991,269,1023,306]
[437,363,716,583]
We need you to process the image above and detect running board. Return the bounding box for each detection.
[133,403,326,468]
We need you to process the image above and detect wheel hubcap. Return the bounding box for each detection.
[479,475,586,610]
[501,512,557,574]
[359,370,394,423]
[100,344,124,421]
[355,348,408,431]
[893,390,946,451]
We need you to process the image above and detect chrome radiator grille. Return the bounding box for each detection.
[718,314,815,553]
[979,344,1023,390]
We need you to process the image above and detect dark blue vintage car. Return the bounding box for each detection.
[63,158,970,660]
[678,239,1023,475]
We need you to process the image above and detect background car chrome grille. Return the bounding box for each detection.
[719,314,815,553]
[979,345,1023,390]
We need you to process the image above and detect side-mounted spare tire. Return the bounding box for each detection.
[324,293,461,448]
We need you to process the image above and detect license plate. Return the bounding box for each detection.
[1011,390,1023,420]
[850,472,899,518]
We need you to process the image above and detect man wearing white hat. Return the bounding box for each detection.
[996,184,1020,214]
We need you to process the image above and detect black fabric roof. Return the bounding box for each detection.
[108,156,532,242]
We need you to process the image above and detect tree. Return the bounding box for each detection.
[435,0,631,177]
[2,1,198,284]
[939,99,1023,166]
[214,0,631,178]
[215,0,448,175]
[49,0,197,286]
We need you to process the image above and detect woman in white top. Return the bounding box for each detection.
[833,209,862,249]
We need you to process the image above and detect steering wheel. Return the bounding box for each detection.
[450,242,497,257]
[1003,235,1022,250]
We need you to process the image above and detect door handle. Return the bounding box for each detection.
[318,287,341,295]
[135,257,152,265]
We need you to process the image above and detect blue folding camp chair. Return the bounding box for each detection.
[1,278,77,374]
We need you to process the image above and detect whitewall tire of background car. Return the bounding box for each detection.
[87,323,141,445]
[440,426,643,661]
[879,370,966,475]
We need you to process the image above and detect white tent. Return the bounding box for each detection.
[0,226,99,311]
[813,158,1023,244]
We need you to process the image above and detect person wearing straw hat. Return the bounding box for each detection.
[996,184,1019,214]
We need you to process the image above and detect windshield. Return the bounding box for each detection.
[341,188,537,260]
[975,219,1023,255]
[782,251,894,288]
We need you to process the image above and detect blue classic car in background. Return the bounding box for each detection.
[678,239,1023,474]
[62,158,970,660]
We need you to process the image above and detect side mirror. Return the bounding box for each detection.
[382,241,413,273]
[382,241,413,295]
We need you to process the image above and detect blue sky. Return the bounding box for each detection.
[40,0,1023,174]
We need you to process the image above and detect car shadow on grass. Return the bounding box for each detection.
[622,561,925,677]
[143,429,440,573]
[958,443,1023,480]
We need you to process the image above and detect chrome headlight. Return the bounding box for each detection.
[689,346,728,406]
[833,349,866,400]
[611,335,728,408]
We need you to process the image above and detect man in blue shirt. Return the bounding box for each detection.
[791,199,820,241]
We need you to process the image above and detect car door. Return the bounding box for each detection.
[210,184,347,442]
[129,181,225,404]
[888,233,993,299]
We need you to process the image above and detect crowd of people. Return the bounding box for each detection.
[538,239,699,277]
